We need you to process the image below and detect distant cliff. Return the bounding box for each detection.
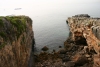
[0,16,34,67]
[65,14,100,67]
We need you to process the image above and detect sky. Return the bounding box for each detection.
[0,0,100,17]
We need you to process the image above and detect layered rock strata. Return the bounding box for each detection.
[65,14,100,67]
[0,16,34,67]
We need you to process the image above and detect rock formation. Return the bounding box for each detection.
[65,14,100,67]
[0,16,34,67]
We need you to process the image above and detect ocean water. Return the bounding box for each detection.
[0,0,100,52]
[31,0,100,52]
[33,15,69,52]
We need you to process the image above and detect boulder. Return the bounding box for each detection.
[93,54,100,67]
[62,57,70,62]
[65,61,75,67]
[41,46,49,51]
[58,48,66,54]
[59,46,62,48]
[75,56,89,66]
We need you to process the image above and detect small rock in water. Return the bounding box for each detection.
[59,46,62,48]
[41,46,49,51]
[53,49,56,53]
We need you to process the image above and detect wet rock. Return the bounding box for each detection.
[71,45,80,52]
[59,46,62,48]
[64,43,74,51]
[82,63,93,67]
[58,48,66,54]
[65,61,75,67]
[41,46,49,51]
[62,57,70,62]
[75,56,89,66]
[59,54,65,59]
[52,49,56,53]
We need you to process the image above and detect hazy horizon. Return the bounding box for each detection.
[0,0,100,17]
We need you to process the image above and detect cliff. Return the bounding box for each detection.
[64,14,100,67]
[0,16,34,67]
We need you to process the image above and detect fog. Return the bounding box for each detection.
[0,0,100,17]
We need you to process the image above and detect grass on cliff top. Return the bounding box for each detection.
[0,17,4,27]
[5,16,29,35]
[0,15,32,38]
[0,16,32,49]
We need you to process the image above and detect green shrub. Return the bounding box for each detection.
[0,32,6,38]
[0,42,6,49]
[5,16,27,38]
[0,17,4,27]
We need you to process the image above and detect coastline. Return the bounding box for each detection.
[34,14,100,67]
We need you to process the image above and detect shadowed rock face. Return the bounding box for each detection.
[0,16,34,67]
[73,14,90,17]
[65,14,100,67]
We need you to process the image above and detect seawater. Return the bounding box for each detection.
[33,15,69,52]
[31,1,100,52]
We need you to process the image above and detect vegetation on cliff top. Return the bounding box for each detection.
[6,16,27,34]
[0,16,32,49]
[0,17,4,27]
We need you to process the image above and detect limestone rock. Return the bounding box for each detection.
[0,16,34,67]
[74,14,90,17]
[93,54,100,67]
[65,14,100,67]
[85,54,90,58]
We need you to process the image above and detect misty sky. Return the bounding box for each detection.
[0,0,100,17]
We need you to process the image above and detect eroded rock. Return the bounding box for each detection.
[64,14,100,67]
[0,16,34,67]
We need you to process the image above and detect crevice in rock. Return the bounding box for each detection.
[75,36,87,45]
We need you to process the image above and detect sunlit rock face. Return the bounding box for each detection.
[65,14,100,67]
[0,16,34,67]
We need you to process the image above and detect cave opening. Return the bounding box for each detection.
[75,36,88,46]
[74,31,88,46]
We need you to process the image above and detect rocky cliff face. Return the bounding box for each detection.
[0,16,34,67]
[65,14,100,67]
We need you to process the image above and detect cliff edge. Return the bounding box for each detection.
[0,16,34,67]
[64,14,100,67]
